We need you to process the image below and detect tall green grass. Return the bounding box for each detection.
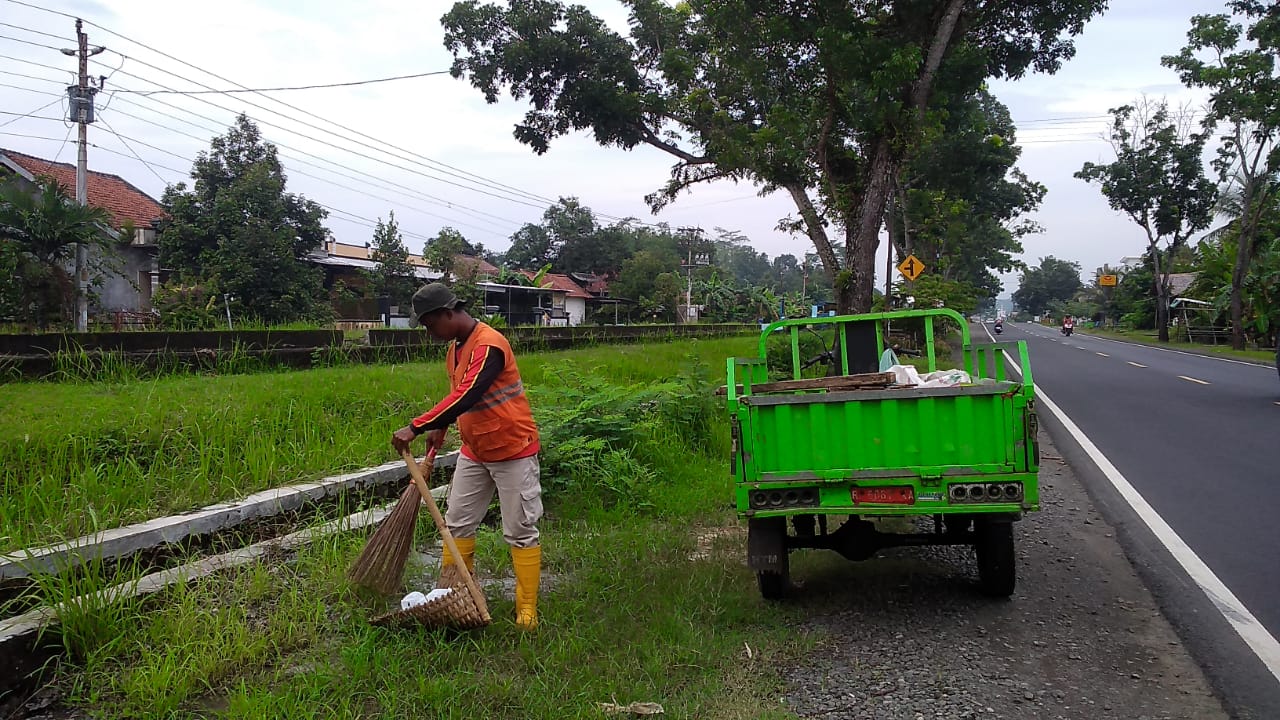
[8,335,809,718]
[0,338,751,553]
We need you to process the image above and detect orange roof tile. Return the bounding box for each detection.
[1,148,165,228]
[519,270,591,298]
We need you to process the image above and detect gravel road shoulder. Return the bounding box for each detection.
[782,429,1228,720]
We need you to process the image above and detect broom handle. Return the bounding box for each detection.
[400,448,490,621]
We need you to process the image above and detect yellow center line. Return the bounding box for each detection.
[1127,362,1147,368]
[1178,375,1210,385]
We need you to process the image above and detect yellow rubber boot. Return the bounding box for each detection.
[437,536,476,588]
[511,545,541,630]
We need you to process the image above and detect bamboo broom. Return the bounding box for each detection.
[348,447,438,594]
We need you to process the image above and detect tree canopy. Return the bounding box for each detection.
[1163,2,1280,349]
[1075,99,1217,340]
[367,211,416,310]
[1013,256,1083,316]
[160,114,330,325]
[442,0,1106,312]
[0,177,114,328]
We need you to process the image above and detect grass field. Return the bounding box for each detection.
[1072,326,1276,365]
[4,336,818,718]
[0,338,752,553]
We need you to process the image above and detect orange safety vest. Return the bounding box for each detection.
[446,322,539,462]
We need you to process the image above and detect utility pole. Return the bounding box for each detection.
[62,19,104,332]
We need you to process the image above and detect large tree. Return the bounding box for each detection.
[1075,99,1218,341]
[1163,4,1280,350]
[161,115,330,325]
[441,0,1106,312]
[1013,256,1083,317]
[0,177,113,328]
[423,226,470,281]
[505,223,555,270]
[366,211,417,310]
[893,89,1046,300]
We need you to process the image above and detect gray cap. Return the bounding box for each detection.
[410,282,466,326]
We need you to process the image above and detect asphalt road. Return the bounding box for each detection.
[985,321,1280,715]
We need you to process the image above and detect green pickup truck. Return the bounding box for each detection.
[726,309,1039,598]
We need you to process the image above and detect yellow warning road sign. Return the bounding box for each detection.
[897,254,925,282]
[1099,274,1118,287]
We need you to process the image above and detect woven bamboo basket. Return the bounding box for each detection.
[371,449,491,630]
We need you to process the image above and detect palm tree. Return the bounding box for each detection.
[0,176,113,328]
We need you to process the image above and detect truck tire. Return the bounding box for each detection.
[748,517,790,600]
[975,519,1016,597]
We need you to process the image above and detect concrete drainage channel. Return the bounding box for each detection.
[0,453,458,714]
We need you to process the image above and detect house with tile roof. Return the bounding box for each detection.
[1,148,166,322]
[518,270,592,326]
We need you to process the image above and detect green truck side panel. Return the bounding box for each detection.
[729,309,1039,518]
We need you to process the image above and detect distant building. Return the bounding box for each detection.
[1,148,166,324]
[519,271,592,326]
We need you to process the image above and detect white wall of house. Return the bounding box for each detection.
[566,296,586,326]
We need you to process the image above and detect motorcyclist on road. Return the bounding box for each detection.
[1062,316,1075,336]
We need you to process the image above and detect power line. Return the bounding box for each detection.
[99,98,519,235]
[0,21,72,43]
[92,61,548,221]
[33,10,614,218]
[0,32,62,51]
[0,68,68,86]
[0,52,72,76]
[97,114,167,184]
[0,3,783,228]
[113,69,452,94]
[0,128,441,245]
[92,120,515,241]
[0,106,62,127]
[83,34,560,206]
[93,77,530,230]
[101,60,552,212]
[0,80,64,96]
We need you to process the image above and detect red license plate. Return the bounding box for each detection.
[851,486,915,505]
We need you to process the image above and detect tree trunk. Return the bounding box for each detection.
[845,139,898,313]
[1151,246,1170,342]
[1229,185,1269,350]
[784,183,842,285]
[1229,231,1249,350]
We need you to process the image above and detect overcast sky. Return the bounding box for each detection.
[0,0,1231,295]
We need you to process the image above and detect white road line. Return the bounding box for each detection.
[1075,346,1087,350]
[1096,352,1110,358]
[1128,362,1148,368]
[1082,333,1273,370]
[1178,375,1211,385]
[981,325,1280,684]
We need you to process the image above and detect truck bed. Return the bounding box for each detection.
[737,381,1030,481]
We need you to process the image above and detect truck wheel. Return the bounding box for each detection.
[748,517,790,600]
[975,519,1016,597]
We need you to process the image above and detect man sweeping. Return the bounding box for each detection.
[391,282,543,630]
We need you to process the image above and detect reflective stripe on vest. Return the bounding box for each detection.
[447,322,539,462]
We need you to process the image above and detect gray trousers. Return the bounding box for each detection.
[444,453,542,548]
